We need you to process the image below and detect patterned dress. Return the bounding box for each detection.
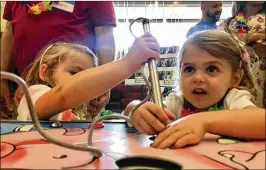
[220,13,265,108]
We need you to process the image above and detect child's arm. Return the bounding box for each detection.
[35,33,160,119]
[151,107,265,149]
[204,107,265,139]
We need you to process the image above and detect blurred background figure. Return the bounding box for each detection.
[186,1,222,38]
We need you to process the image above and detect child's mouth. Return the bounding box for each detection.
[192,88,207,95]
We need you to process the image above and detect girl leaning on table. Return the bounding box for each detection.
[15,33,160,121]
[125,30,265,149]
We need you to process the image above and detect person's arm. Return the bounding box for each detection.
[151,106,265,149]
[34,33,160,119]
[88,1,116,65]
[95,26,115,65]
[1,21,13,71]
[35,58,136,119]
[1,21,14,109]
[204,107,265,139]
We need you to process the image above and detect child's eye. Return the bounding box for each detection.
[70,71,77,75]
[206,65,218,73]
[183,66,194,73]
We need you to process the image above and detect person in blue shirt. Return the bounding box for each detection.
[186,1,222,38]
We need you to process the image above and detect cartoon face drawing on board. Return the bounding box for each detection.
[189,135,265,170]
[0,128,132,169]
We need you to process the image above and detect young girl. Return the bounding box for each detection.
[125,30,265,149]
[16,33,160,121]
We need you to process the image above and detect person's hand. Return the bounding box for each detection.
[151,114,207,149]
[131,102,176,135]
[126,33,160,70]
[0,80,13,111]
[87,91,110,114]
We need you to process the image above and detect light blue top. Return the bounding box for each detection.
[186,21,217,38]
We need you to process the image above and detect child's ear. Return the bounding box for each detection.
[39,64,48,81]
[230,69,244,88]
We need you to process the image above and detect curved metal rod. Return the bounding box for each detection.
[141,64,151,90]
[129,17,147,38]
[88,114,132,146]
[1,71,102,158]
[127,18,160,124]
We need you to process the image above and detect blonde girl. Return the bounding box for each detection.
[125,30,265,149]
[16,33,160,121]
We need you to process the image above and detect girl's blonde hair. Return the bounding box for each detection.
[22,42,98,87]
[177,30,258,94]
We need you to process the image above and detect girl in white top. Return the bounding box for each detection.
[16,33,160,121]
[125,30,265,149]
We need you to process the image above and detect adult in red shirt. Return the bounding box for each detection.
[1,1,116,117]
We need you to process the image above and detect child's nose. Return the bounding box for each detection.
[193,71,205,84]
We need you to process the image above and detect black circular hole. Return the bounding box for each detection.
[116,156,182,170]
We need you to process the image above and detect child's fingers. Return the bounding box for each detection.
[144,49,160,60]
[138,118,157,135]
[142,36,159,43]
[164,108,176,121]
[155,131,184,149]
[134,122,146,134]
[142,115,166,132]
[152,129,190,149]
[141,108,167,132]
[146,42,160,52]
[150,125,173,148]
[146,103,171,125]
[173,134,198,149]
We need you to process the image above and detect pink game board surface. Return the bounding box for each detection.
[1,125,265,169]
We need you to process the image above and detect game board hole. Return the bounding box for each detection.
[116,156,182,170]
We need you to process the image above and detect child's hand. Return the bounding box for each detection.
[131,102,176,135]
[126,33,160,70]
[151,114,207,149]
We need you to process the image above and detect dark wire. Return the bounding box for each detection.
[129,17,150,38]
